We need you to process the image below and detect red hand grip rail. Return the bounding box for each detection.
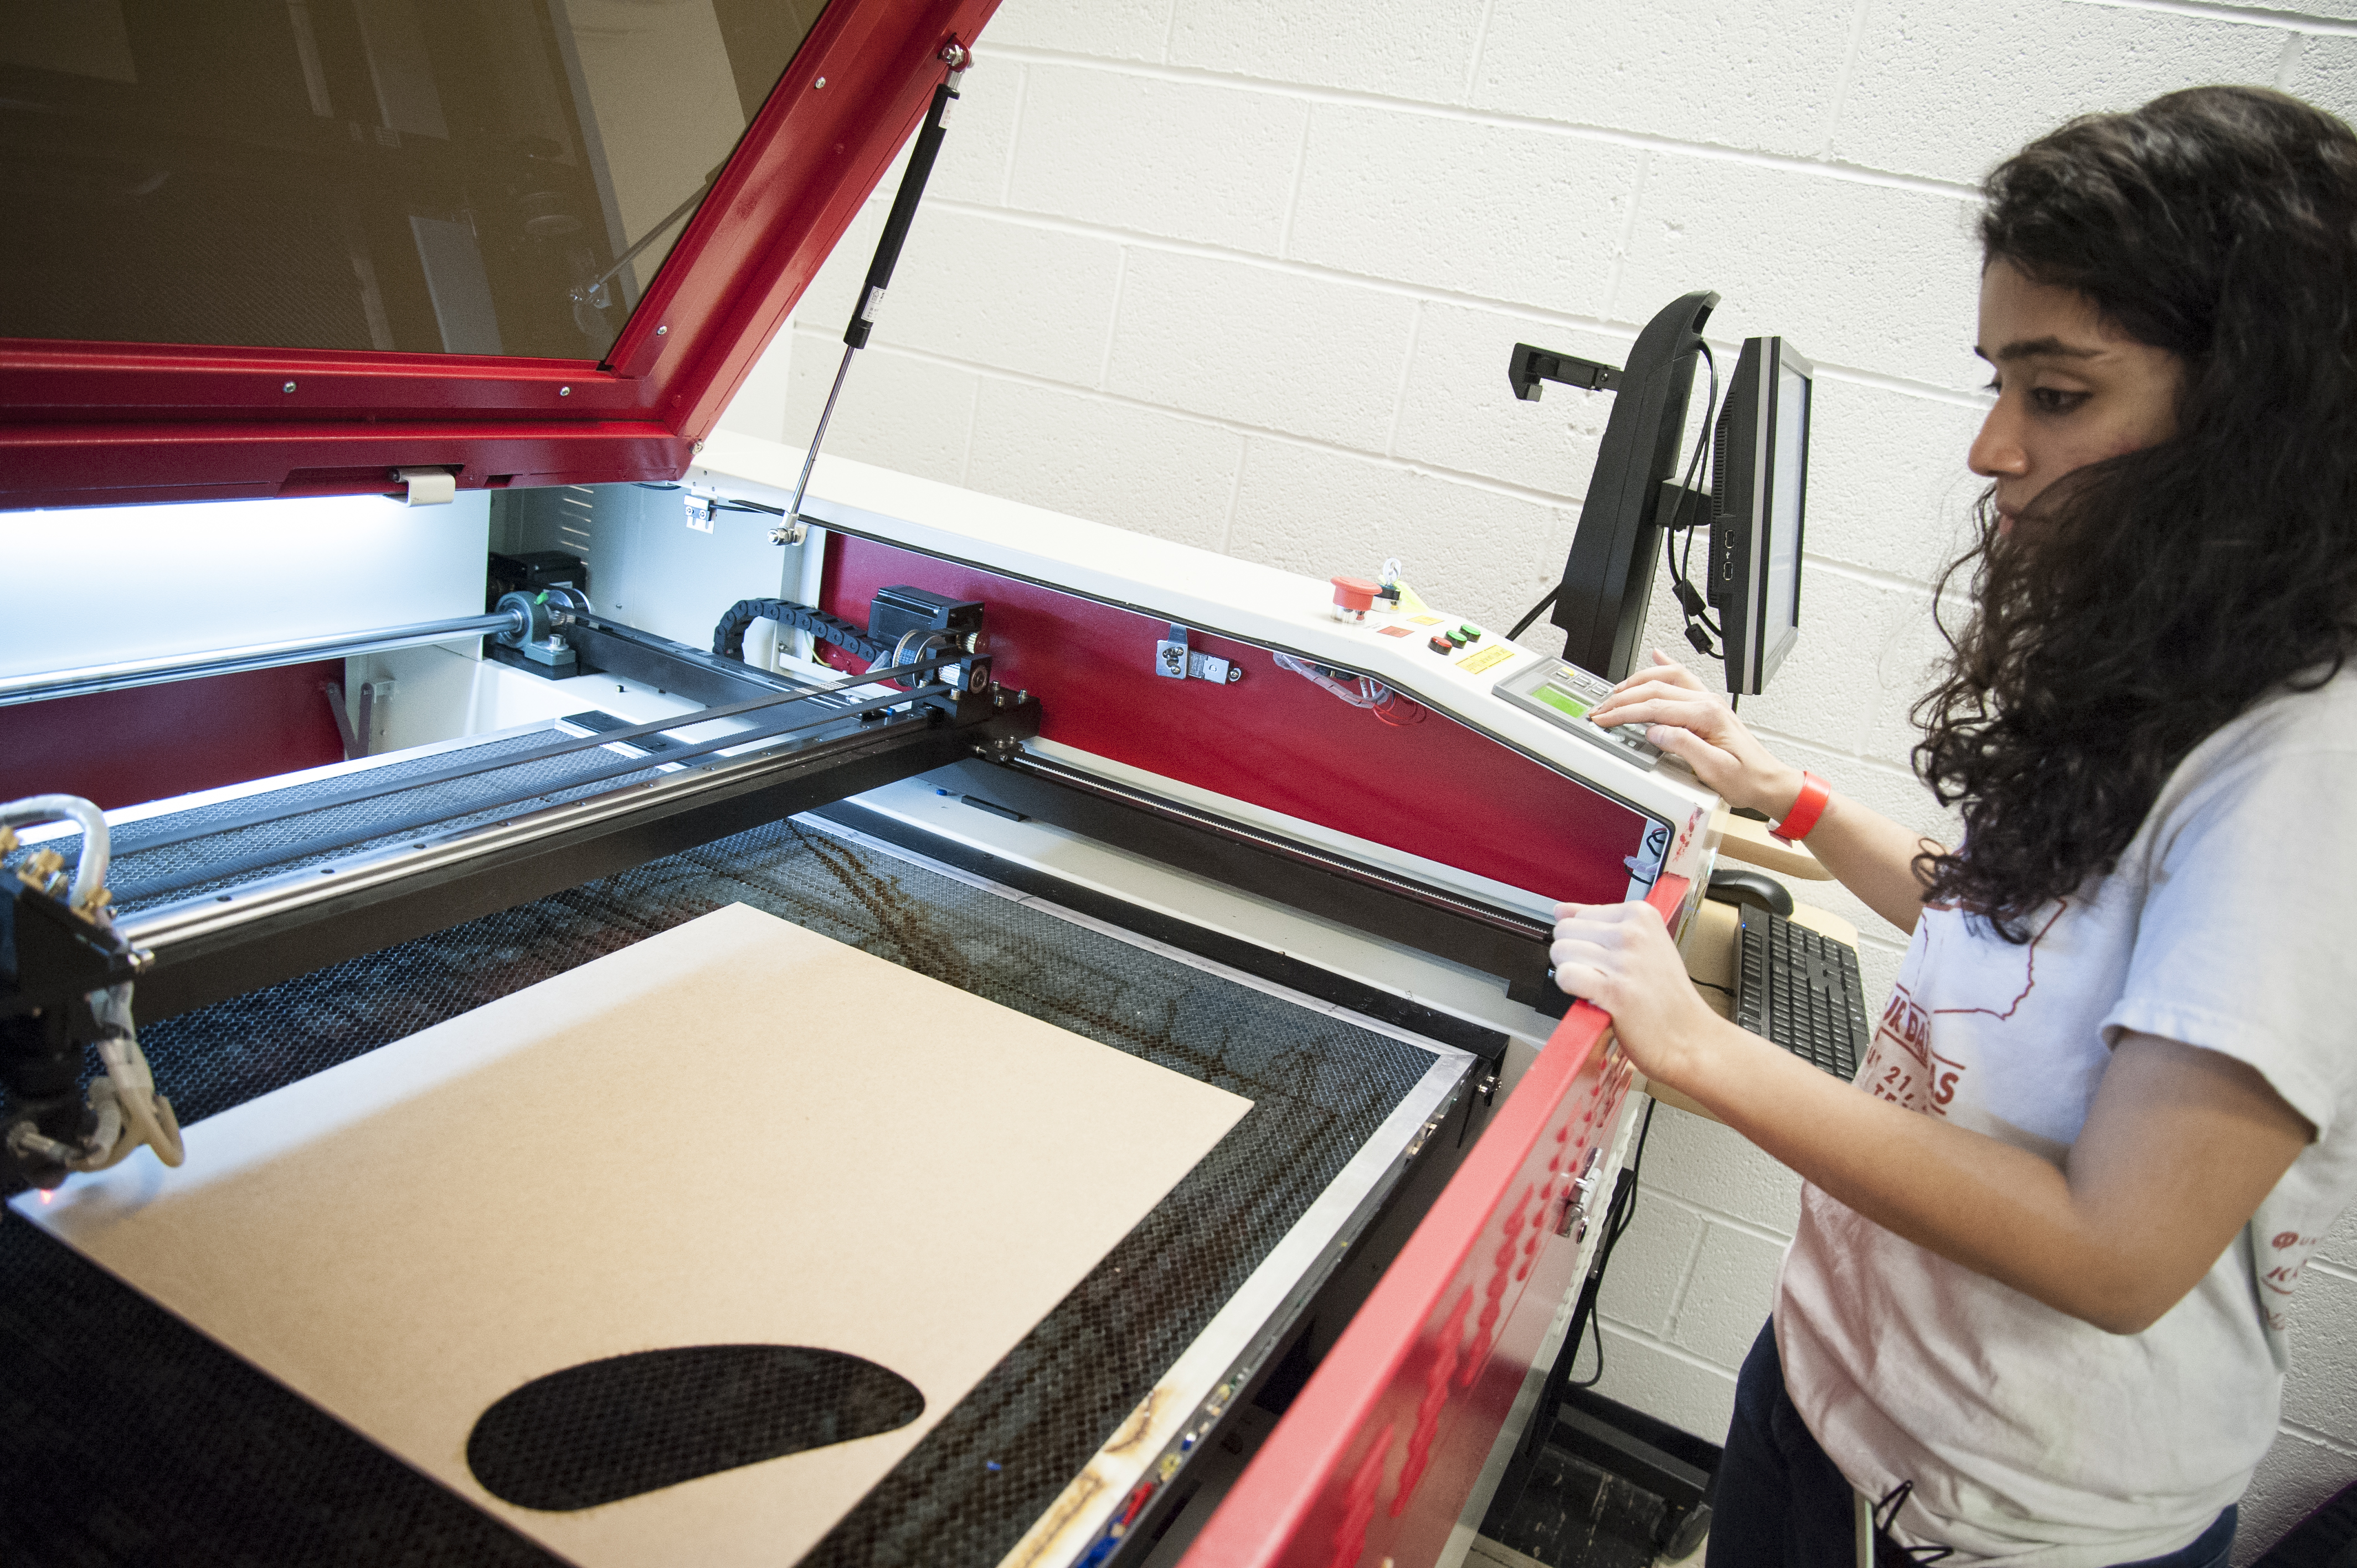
[1179,874,1691,1568]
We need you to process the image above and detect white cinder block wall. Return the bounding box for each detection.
[716,0,2357,1552]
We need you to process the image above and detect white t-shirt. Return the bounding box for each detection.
[1776,669,2357,1566]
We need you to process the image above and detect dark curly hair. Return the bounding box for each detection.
[1911,86,2357,941]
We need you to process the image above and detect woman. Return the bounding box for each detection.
[1560,86,2357,1566]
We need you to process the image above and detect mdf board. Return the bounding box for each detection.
[13,902,1253,1567]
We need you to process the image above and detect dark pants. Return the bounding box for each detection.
[1706,1320,2236,1568]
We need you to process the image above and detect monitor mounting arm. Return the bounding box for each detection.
[1509,345,1711,533]
[1507,344,1622,400]
[1516,291,1718,679]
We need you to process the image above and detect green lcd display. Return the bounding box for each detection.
[1533,684,1592,721]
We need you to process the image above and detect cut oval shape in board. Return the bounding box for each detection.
[466,1343,925,1511]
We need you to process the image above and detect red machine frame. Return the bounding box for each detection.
[819,534,1655,906]
[0,0,999,511]
[1178,876,1689,1568]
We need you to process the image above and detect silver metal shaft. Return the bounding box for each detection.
[0,611,520,707]
[783,343,858,542]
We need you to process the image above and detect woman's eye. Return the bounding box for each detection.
[2029,386,2089,414]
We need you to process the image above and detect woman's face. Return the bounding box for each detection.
[1969,259,2183,535]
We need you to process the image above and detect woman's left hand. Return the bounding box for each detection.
[1550,900,1721,1091]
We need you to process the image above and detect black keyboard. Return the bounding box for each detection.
[1733,905,1869,1081]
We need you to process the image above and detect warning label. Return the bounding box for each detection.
[1457,644,1514,674]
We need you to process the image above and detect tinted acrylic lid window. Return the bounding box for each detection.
[0,0,828,361]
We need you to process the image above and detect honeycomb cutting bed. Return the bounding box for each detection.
[2,813,1441,1567]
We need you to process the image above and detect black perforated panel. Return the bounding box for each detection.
[97,730,663,908]
[3,817,1439,1566]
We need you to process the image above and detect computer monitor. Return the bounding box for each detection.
[1708,337,1813,696]
[1539,290,1717,680]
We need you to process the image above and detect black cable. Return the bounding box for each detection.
[711,596,888,663]
[1568,1098,1656,1389]
[1680,512,1722,641]
[1663,343,1723,662]
[1665,527,1717,660]
[1507,585,1561,642]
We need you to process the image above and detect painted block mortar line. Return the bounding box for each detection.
[928,199,2001,406]
[2066,0,2357,35]
[1461,0,1501,102]
[2279,1419,2357,1456]
[932,195,1650,332]
[1383,302,1427,458]
[2312,1258,2357,1283]
[1821,0,1878,157]
[996,61,1029,206]
[1807,556,1949,599]
[970,43,1989,198]
[1603,151,1653,323]
[1275,114,1314,259]
[1738,736,1937,787]
[1589,1319,1761,1379]
[1095,248,1130,391]
[956,369,982,487]
[1811,362,1995,412]
[1219,436,1250,555]
[2278,29,2307,84]
[1638,1189,1747,1238]
[1661,1212,1714,1328]
[1637,1189,1805,1251]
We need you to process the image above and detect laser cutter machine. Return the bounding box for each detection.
[0,2,1802,1561]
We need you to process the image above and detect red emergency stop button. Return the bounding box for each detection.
[1330,576,1382,622]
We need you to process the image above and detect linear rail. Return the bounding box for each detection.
[0,611,523,706]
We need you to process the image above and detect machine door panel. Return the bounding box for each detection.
[0,0,999,507]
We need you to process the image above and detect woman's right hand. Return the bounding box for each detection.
[1589,650,1805,819]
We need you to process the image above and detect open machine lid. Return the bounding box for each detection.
[0,0,996,509]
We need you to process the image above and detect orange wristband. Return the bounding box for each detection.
[1769,771,1830,845]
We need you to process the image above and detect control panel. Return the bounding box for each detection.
[1371,614,1520,678]
[1491,660,1663,768]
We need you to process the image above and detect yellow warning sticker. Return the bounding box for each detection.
[1457,644,1515,675]
[1409,615,1442,626]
